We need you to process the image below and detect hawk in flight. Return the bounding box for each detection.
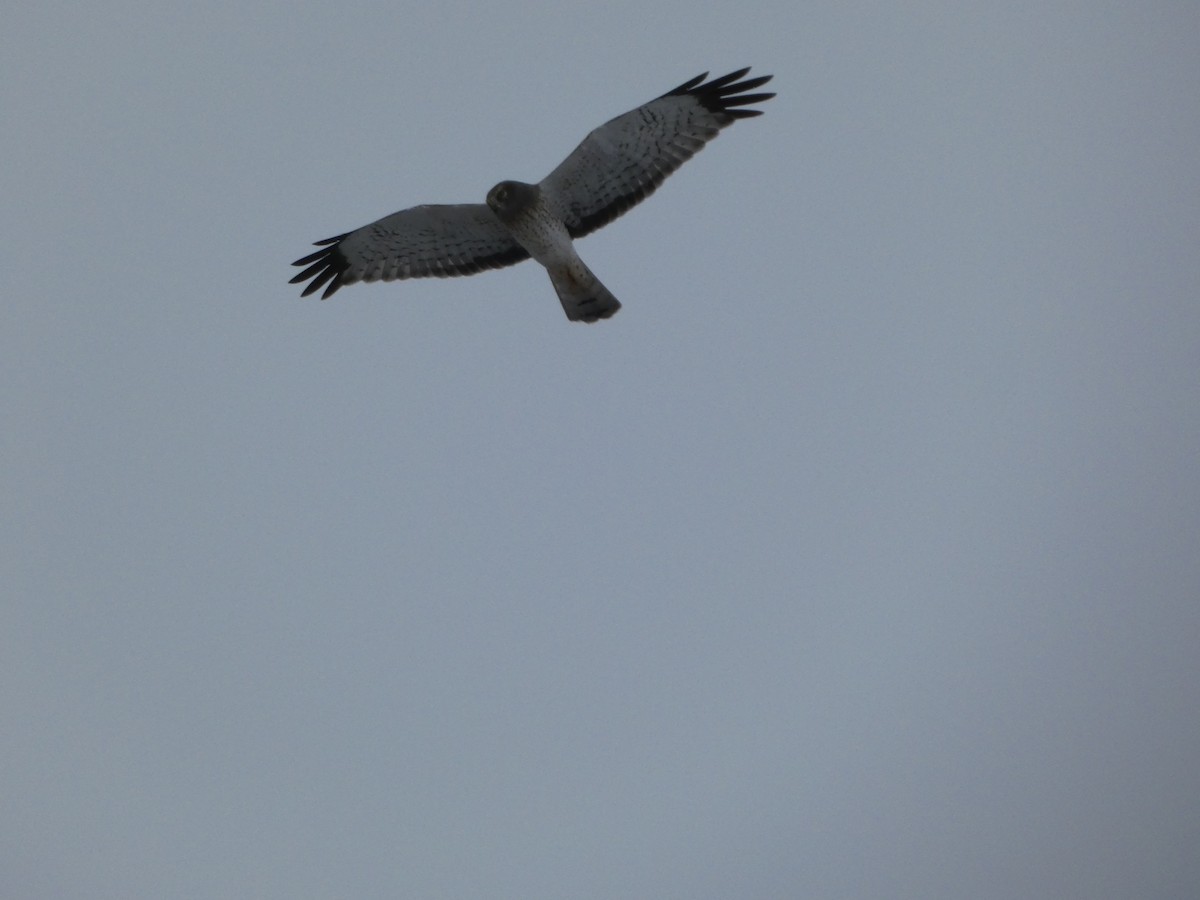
[290,68,774,322]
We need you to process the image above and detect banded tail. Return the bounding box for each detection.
[547,261,621,323]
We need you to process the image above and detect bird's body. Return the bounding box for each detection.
[486,180,621,321]
[291,69,774,322]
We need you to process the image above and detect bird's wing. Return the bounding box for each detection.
[290,203,529,299]
[537,68,774,239]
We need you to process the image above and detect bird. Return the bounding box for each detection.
[290,68,774,323]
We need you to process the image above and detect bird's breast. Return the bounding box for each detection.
[502,203,573,267]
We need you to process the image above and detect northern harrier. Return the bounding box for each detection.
[290,68,774,322]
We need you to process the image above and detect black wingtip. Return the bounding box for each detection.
[698,67,752,91]
[290,233,350,299]
[666,67,775,116]
[667,72,709,96]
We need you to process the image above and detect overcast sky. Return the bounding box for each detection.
[4,2,1199,898]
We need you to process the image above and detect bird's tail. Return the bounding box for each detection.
[548,261,621,323]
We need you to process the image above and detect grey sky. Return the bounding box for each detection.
[4,2,1198,898]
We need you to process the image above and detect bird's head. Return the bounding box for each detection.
[486,180,536,221]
